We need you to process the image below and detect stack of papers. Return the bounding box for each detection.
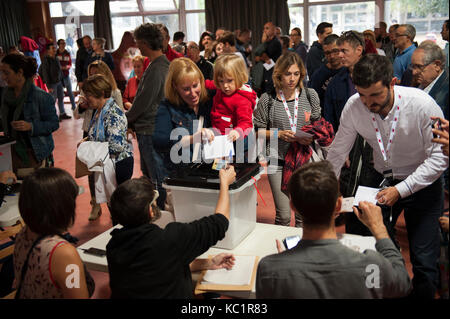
[202,255,256,286]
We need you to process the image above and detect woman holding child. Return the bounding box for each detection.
[253,51,323,227]
[152,57,215,209]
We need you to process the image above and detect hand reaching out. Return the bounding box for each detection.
[209,253,235,270]
[227,129,240,142]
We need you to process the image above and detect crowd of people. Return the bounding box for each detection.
[0,18,449,300]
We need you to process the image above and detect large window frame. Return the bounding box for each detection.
[288,0,385,45]
[47,0,448,49]
[108,0,205,44]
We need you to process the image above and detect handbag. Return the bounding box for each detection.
[75,155,92,178]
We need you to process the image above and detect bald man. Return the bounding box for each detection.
[262,21,282,62]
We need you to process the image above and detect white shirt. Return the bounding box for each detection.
[327,85,448,198]
[422,70,444,94]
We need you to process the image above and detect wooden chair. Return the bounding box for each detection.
[0,219,24,299]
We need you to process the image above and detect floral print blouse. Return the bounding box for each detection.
[88,97,133,162]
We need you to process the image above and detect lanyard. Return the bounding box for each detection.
[279,89,299,133]
[371,103,401,164]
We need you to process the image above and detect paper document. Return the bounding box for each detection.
[202,255,256,286]
[338,233,377,253]
[340,197,355,213]
[353,186,380,206]
[294,130,313,139]
[203,135,234,160]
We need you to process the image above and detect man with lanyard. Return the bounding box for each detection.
[327,54,448,299]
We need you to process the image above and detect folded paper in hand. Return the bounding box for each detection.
[353,186,380,206]
[203,135,234,160]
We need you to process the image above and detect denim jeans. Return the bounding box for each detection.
[136,134,166,209]
[62,75,76,110]
[267,165,302,227]
[47,82,66,115]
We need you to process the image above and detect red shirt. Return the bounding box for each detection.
[205,80,257,138]
[165,45,183,62]
[123,76,140,105]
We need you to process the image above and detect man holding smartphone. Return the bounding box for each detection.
[256,161,411,299]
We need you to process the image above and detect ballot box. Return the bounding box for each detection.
[163,163,263,249]
[0,137,15,172]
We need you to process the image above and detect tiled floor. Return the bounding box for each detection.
[53,101,445,299]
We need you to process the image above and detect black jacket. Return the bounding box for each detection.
[39,56,62,85]
[106,214,228,299]
[75,47,88,83]
[306,41,325,79]
[196,56,214,80]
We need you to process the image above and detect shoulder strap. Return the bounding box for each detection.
[304,87,312,106]
[15,235,46,299]
[266,92,276,130]
[15,233,70,299]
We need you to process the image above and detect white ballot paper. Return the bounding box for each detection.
[340,197,355,213]
[203,135,235,160]
[202,255,256,286]
[353,186,380,206]
[338,233,377,253]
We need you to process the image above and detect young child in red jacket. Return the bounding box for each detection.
[205,54,257,141]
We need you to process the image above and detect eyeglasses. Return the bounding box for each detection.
[341,31,364,47]
[324,48,340,56]
[394,33,409,38]
[289,33,300,37]
[410,62,433,72]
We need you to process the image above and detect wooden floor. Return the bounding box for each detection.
[51,100,445,299]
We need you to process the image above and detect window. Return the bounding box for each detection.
[49,1,94,17]
[309,2,375,44]
[109,1,139,13]
[142,0,179,11]
[185,0,205,10]
[384,0,449,48]
[288,6,305,40]
[186,12,206,42]
[111,16,143,50]
[144,14,180,40]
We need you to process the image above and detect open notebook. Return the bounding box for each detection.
[195,255,259,294]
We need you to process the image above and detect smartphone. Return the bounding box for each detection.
[283,235,301,250]
[83,247,107,257]
[431,118,441,138]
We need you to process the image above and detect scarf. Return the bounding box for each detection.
[89,97,115,142]
[281,118,335,193]
[1,78,34,166]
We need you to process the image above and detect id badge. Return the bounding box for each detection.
[383,169,393,180]
[379,169,394,188]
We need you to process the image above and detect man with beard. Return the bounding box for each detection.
[323,30,379,238]
[327,54,447,299]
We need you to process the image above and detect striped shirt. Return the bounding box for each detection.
[253,88,321,160]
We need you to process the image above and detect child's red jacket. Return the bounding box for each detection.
[205,79,257,138]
